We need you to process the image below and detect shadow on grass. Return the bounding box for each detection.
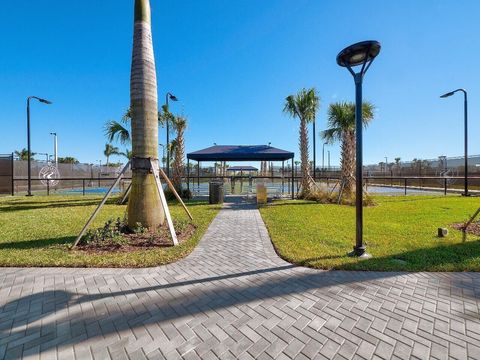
[296,255,346,267]
[335,238,480,272]
[0,236,74,250]
[0,198,216,213]
[0,198,119,212]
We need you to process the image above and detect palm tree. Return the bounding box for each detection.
[322,101,375,198]
[127,0,164,229]
[105,107,168,145]
[58,157,79,164]
[395,157,401,175]
[14,148,35,161]
[121,149,132,160]
[283,88,320,195]
[103,144,120,166]
[104,109,131,145]
[171,116,187,193]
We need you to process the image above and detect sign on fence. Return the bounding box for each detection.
[39,165,61,187]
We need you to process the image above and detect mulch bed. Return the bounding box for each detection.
[451,221,480,235]
[76,223,197,253]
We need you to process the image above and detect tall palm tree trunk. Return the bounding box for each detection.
[341,130,355,197]
[127,0,165,228]
[299,118,311,194]
[172,128,185,192]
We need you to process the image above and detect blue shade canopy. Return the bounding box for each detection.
[187,145,294,162]
[226,166,258,172]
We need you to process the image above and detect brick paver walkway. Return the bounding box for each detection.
[1,198,480,359]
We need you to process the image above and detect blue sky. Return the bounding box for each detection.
[1,0,478,167]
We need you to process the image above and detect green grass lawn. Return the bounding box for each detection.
[259,195,480,271]
[0,195,220,267]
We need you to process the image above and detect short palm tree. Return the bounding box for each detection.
[127,0,164,229]
[395,157,401,175]
[14,148,35,161]
[58,157,79,164]
[105,106,168,145]
[103,144,120,166]
[283,88,320,195]
[171,116,187,193]
[322,101,375,198]
[121,149,133,160]
[104,109,132,145]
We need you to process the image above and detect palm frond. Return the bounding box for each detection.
[104,120,130,144]
[171,115,187,133]
[121,108,132,123]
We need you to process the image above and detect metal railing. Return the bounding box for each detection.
[7,175,480,197]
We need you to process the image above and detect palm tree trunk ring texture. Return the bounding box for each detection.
[127,0,165,229]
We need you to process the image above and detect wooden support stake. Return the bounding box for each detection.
[464,207,480,231]
[71,161,131,249]
[158,167,193,220]
[118,182,132,205]
[151,159,178,246]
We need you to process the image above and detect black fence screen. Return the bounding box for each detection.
[0,154,13,195]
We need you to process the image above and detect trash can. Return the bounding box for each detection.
[209,181,224,204]
[256,183,267,205]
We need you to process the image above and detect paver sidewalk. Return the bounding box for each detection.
[1,197,480,359]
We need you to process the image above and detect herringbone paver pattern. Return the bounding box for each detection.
[1,197,480,359]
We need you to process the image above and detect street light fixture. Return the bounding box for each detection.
[165,92,178,178]
[26,96,52,196]
[440,88,469,196]
[337,40,381,258]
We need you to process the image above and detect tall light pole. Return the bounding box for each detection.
[440,89,469,196]
[165,92,178,178]
[26,96,52,196]
[384,156,388,175]
[322,142,328,172]
[50,132,58,166]
[439,155,447,173]
[337,40,381,258]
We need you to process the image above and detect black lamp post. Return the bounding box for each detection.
[337,40,381,258]
[313,117,316,179]
[440,89,468,196]
[165,92,178,178]
[26,96,52,196]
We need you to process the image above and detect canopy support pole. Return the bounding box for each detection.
[197,161,200,189]
[187,158,190,193]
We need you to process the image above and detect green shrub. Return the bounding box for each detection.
[164,188,192,201]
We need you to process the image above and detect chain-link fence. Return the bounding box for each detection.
[7,160,131,195]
